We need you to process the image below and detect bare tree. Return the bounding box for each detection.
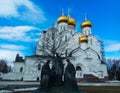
[107,59,120,80]
[0,59,8,73]
[36,27,79,60]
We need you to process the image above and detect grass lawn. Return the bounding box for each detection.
[79,86,120,93]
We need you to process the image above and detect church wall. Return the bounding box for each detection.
[58,22,68,31]
[85,48,99,60]
[12,62,24,80]
[82,27,92,36]
[68,25,75,34]
[23,56,41,81]
[88,35,101,52]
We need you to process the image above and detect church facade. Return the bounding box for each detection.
[2,12,108,82]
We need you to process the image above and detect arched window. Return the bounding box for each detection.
[71,30,72,34]
[63,26,65,31]
[90,39,92,45]
[60,26,62,31]
[37,77,39,81]
[86,30,88,35]
[20,67,23,72]
[38,64,41,70]
[65,35,67,41]
[76,66,82,71]
[21,77,23,81]
[85,30,87,35]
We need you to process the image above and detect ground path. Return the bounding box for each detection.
[0,81,120,93]
[1,81,120,86]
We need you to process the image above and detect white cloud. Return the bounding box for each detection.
[0,0,46,23]
[0,44,25,50]
[0,0,19,17]
[0,49,24,63]
[0,26,39,42]
[105,42,120,52]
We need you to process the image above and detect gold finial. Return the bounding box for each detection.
[62,8,64,16]
[68,8,70,17]
[85,12,87,21]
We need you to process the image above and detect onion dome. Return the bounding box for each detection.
[79,34,88,43]
[81,20,92,28]
[57,15,68,24]
[57,10,68,24]
[81,13,92,28]
[68,17,76,26]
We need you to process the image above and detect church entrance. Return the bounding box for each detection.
[76,66,83,80]
[76,66,82,71]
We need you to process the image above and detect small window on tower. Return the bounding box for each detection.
[90,39,92,45]
[63,26,65,31]
[85,30,87,35]
[38,64,41,70]
[61,26,62,31]
[65,35,67,41]
[86,30,88,35]
[20,67,23,72]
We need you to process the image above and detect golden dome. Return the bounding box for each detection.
[79,35,88,43]
[81,20,92,28]
[57,15,68,24]
[68,17,76,26]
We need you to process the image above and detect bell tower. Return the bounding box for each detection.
[81,14,92,36]
[79,34,88,50]
[57,9,68,32]
[67,9,76,35]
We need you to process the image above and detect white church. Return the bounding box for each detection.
[2,11,108,82]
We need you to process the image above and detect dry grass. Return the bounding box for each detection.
[79,86,120,93]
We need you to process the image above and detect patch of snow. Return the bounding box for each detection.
[0,90,13,93]
[14,87,38,92]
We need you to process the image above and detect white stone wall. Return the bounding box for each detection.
[58,22,68,31]
[82,27,92,36]
[23,57,41,81]
[12,62,24,80]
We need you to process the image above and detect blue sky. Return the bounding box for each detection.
[0,0,120,64]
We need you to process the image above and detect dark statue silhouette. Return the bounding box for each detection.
[32,54,85,93]
[40,60,51,90]
[52,54,64,86]
[64,59,78,91]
